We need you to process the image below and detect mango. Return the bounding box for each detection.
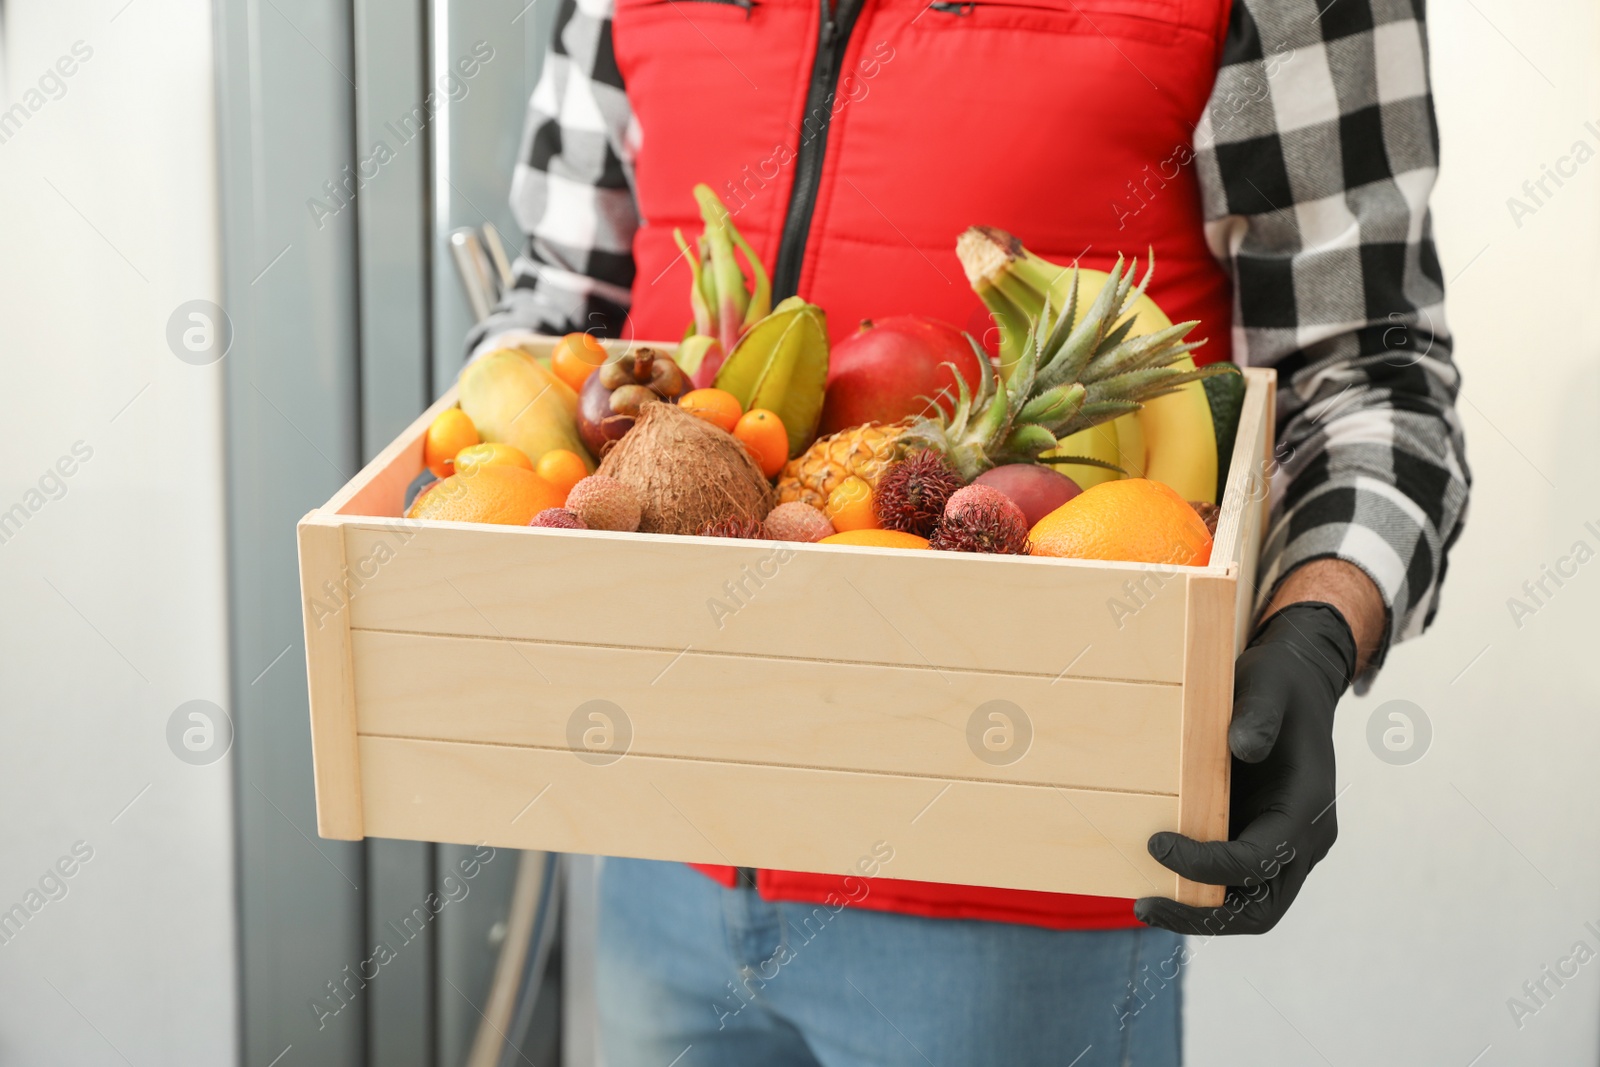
[458,348,594,473]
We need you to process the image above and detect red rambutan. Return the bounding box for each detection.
[873,451,966,537]
[929,484,1031,554]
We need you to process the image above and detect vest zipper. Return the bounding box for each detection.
[771,0,866,300]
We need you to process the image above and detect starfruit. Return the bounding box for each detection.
[713,296,829,458]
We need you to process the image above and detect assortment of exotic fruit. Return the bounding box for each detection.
[406,185,1246,568]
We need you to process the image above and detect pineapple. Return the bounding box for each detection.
[777,255,1232,504]
[777,420,908,508]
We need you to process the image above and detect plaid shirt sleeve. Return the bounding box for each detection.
[466,0,634,354]
[1195,0,1471,672]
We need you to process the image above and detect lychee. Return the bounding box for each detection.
[564,475,642,532]
[764,502,834,543]
[530,508,586,530]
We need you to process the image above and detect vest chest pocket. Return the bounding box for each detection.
[908,0,1188,41]
[615,0,765,24]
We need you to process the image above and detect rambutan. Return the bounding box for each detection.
[873,451,965,537]
[930,484,1030,554]
[530,508,586,530]
[698,516,768,539]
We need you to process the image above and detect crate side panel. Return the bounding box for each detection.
[326,386,458,518]
[341,524,1189,682]
[350,630,1183,794]
[358,736,1181,899]
[1211,367,1275,651]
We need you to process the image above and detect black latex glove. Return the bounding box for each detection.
[1133,602,1357,935]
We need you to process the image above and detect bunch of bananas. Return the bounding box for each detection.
[957,227,1238,503]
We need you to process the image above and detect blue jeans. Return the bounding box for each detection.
[596,858,1183,1067]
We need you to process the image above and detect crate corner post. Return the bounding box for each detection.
[296,511,366,841]
[1175,572,1234,908]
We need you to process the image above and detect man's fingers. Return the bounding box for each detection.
[1147,831,1279,888]
[1229,652,1289,763]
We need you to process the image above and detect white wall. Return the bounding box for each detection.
[1190,3,1600,1064]
[0,2,237,1065]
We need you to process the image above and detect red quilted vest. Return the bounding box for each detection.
[613,0,1232,930]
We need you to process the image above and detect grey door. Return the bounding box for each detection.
[215,2,566,1064]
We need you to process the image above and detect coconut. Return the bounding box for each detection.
[596,400,775,535]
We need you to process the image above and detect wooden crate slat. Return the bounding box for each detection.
[338,523,1191,683]
[358,735,1182,900]
[349,629,1184,794]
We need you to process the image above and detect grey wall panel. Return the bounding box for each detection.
[216,1,366,1065]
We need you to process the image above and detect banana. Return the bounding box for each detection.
[1045,419,1122,489]
[1112,410,1146,479]
[958,227,1222,503]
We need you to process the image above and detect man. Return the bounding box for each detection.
[472,0,1469,1060]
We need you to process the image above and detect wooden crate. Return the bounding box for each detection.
[297,343,1275,908]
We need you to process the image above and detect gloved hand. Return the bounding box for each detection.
[1133,602,1357,935]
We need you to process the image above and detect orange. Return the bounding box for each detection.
[680,388,743,433]
[453,441,533,476]
[404,465,564,525]
[551,332,608,392]
[424,407,479,478]
[819,529,929,549]
[824,476,881,532]
[733,408,789,478]
[535,448,589,499]
[1029,478,1213,566]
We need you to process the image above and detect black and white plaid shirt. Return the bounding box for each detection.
[474,0,1470,673]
